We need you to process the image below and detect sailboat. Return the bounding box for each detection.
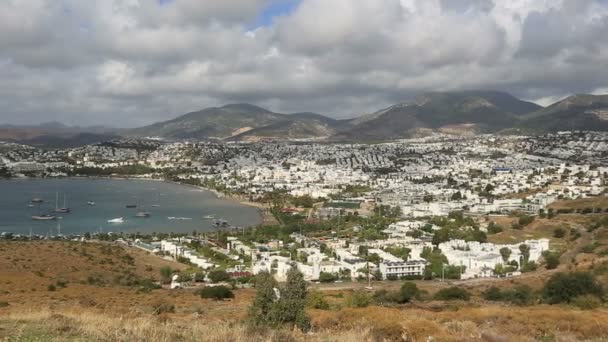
[32,202,56,221]
[53,192,71,213]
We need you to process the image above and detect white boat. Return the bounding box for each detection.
[135,212,150,218]
[203,215,215,219]
[107,217,124,223]
[32,214,57,221]
[168,217,192,220]
[87,201,96,206]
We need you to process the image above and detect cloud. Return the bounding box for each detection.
[0,0,607,126]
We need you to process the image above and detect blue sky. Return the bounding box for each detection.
[255,0,301,27]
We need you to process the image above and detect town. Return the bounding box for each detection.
[1,130,607,284]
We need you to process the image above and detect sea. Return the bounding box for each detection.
[0,178,262,235]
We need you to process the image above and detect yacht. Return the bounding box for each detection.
[31,197,44,203]
[168,217,192,220]
[135,212,150,218]
[53,192,70,213]
[203,215,215,219]
[107,217,124,223]
[125,204,137,208]
[87,201,96,206]
[32,214,57,221]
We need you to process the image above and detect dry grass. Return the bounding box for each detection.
[549,197,608,210]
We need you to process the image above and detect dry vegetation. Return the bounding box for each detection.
[1,209,608,342]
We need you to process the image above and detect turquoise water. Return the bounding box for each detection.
[0,178,261,235]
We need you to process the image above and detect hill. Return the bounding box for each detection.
[519,94,608,132]
[333,91,543,141]
[127,104,341,140]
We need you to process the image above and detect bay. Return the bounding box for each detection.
[0,178,261,235]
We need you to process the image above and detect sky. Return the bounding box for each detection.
[1,0,608,127]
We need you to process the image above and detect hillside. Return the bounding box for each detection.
[127,104,341,141]
[520,94,608,132]
[1,206,608,341]
[333,91,543,141]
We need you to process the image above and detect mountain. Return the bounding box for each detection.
[519,94,608,132]
[333,91,543,140]
[128,104,341,140]
[0,123,118,147]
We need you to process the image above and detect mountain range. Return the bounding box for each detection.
[4,91,608,146]
[127,91,608,142]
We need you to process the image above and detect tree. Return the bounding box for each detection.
[270,267,310,331]
[499,247,512,263]
[519,244,530,263]
[248,271,278,326]
[542,272,604,304]
[208,269,230,283]
[346,289,371,307]
[483,287,503,301]
[487,222,503,234]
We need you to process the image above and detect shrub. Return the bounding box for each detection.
[542,272,604,304]
[504,285,534,306]
[553,228,566,238]
[521,261,537,273]
[487,222,503,234]
[346,289,372,308]
[307,290,330,310]
[0,301,9,308]
[434,287,470,301]
[196,286,234,300]
[482,286,503,301]
[543,251,560,270]
[47,284,56,292]
[318,272,338,283]
[208,269,230,283]
[396,282,420,303]
[159,266,173,284]
[572,294,602,310]
[152,301,175,315]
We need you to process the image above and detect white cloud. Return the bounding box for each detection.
[0,0,607,126]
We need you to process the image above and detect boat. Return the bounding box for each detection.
[151,204,160,207]
[31,197,43,203]
[87,201,96,206]
[27,203,35,208]
[32,214,57,221]
[125,204,137,208]
[203,215,215,219]
[212,219,228,227]
[53,193,70,213]
[168,217,192,220]
[107,217,124,223]
[135,212,150,218]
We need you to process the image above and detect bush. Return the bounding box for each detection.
[542,272,604,304]
[572,294,602,310]
[553,228,566,238]
[47,284,56,292]
[483,286,503,301]
[504,285,535,306]
[396,282,420,303]
[521,261,537,273]
[543,251,560,270]
[318,272,338,283]
[159,266,173,284]
[346,289,372,308]
[307,290,330,309]
[152,301,175,315]
[433,287,470,301]
[0,301,9,308]
[208,269,230,283]
[196,286,234,300]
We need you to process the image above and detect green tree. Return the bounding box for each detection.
[248,271,278,326]
[499,247,512,263]
[396,282,420,303]
[519,244,530,263]
[159,266,173,284]
[196,286,234,300]
[543,251,560,270]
